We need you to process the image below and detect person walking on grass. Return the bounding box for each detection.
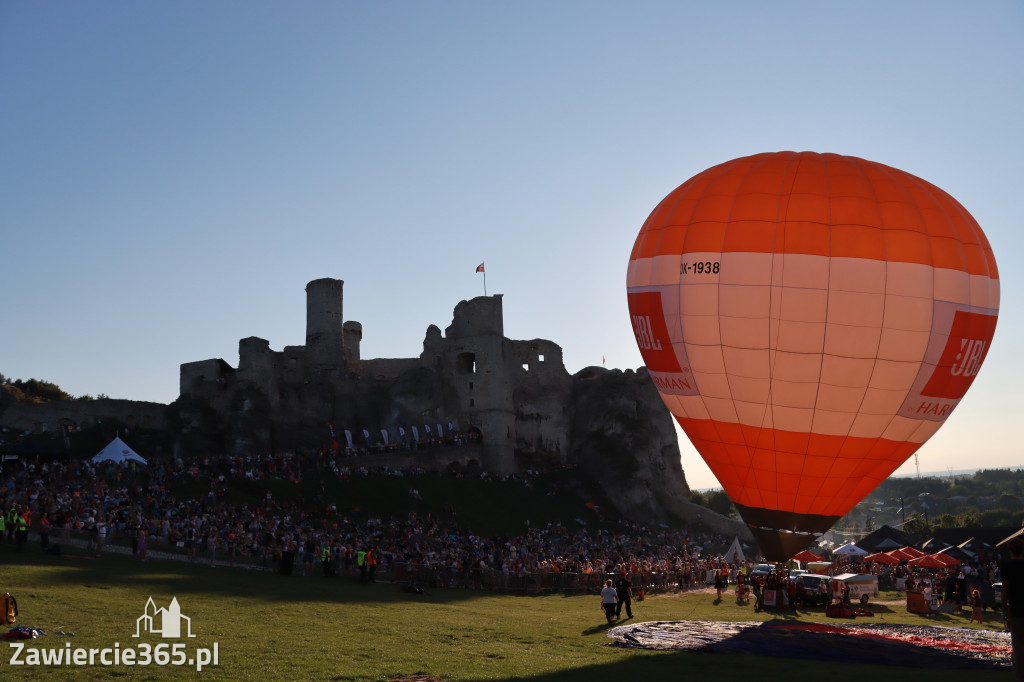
[601,579,617,624]
[615,572,633,619]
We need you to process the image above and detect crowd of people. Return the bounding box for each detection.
[0,449,743,593]
[5,445,1009,609]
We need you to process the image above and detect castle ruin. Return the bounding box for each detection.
[5,278,746,532]
[179,278,574,473]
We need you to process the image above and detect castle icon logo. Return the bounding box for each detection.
[133,597,196,639]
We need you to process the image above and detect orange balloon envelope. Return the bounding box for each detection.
[626,151,999,561]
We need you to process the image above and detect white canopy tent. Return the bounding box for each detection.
[833,542,869,556]
[90,436,147,465]
[724,536,746,564]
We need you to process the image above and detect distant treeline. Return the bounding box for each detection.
[0,373,105,403]
[843,469,1024,537]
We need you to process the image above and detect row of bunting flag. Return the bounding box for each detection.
[328,422,458,450]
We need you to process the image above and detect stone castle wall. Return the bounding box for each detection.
[0,398,167,434]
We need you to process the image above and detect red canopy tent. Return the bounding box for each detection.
[931,552,961,566]
[909,555,947,568]
[792,550,824,562]
[900,546,925,558]
[864,552,900,564]
[887,548,915,561]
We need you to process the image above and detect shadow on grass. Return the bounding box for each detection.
[464,649,1012,682]
[4,549,602,607]
[581,621,617,635]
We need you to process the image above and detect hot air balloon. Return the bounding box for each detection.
[626,152,999,561]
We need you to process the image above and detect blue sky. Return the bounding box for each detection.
[2,2,1021,489]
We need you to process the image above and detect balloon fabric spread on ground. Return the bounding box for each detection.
[626,151,999,560]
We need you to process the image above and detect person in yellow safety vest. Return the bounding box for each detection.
[321,543,333,577]
[15,512,29,552]
[6,505,17,543]
[357,549,367,583]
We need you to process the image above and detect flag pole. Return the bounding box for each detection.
[476,262,487,296]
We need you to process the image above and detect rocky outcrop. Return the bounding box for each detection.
[568,367,687,521]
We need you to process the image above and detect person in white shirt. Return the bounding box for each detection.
[601,579,618,623]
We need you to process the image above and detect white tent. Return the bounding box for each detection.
[91,437,147,465]
[724,536,746,564]
[833,542,868,556]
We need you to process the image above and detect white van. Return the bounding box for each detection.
[832,573,880,604]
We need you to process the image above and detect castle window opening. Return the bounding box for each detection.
[468,381,474,391]
[538,354,545,362]
[522,363,529,372]
[457,352,477,374]
[469,398,475,407]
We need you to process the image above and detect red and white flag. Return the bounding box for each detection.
[475,262,485,273]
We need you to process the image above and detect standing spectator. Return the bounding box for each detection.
[1002,539,1024,680]
[600,579,617,624]
[136,526,147,562]
[95,515,107,557]
[38,512,51,549]
[15,510,28,552]
[970,587,984,625]
[184,522,196,561]
[614,572,633,619]
[367,547,378,583]
[714,568,725,600]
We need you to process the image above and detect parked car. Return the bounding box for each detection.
[751,564,774,579]
[796,574,832,606]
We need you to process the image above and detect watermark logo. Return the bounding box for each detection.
[7,596,218,671]
[134,597,195,638]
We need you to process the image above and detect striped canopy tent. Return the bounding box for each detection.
[864,552,899,564]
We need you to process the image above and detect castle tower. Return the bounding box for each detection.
[306,278,345,376]
[445,295,516,473]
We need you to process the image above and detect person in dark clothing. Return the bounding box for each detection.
[1002,538,1024,681]
[614,572,633,619]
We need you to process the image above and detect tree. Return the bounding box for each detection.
[7,377,72,403]
[980,509,1022,527]
[903,514,933,540]
[706,490,737,519]
[997,494,1023,512]
[688,490,709,507]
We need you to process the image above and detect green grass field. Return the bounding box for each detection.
[0,550,1014,681]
